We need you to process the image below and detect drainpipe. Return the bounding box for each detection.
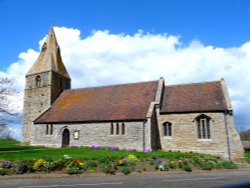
[224,111,232,161]
[143,120,147,150]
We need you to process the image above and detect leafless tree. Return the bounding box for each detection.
[0,77,19,138]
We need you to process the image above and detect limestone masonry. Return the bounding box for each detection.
[22,27,244,162]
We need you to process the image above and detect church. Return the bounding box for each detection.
[21,27,244,162]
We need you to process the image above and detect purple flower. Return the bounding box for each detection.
[108,146,117,151]
[72,146,79,148]
[143,149,151,153]
[155,158,162,164]
[89,145,101,149]
[94,145,101,149]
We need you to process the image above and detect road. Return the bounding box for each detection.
[0,170,250,188]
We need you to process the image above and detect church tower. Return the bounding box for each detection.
[22,27,71,144]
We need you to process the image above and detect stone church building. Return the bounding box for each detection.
[22,27,244,162]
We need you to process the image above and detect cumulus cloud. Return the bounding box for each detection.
[1,26,250,130]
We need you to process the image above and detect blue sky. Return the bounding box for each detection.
[1,0,250,69]
[0,0,250,140]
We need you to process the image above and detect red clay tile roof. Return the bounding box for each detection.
[160,81,228,113]
[35,81,158,124]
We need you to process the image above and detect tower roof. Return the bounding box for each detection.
[26,27,70,78]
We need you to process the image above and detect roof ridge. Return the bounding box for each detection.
[166,80,221,87]
[65,80,158,92]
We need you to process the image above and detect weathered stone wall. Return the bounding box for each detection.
[158,112,244,161]
[22,72,52,143]
[225,113,244,162]
[31,122,145,150]
[22,71,71,144]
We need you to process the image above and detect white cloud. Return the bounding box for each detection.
[1,26,250,130]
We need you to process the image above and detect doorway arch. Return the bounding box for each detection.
[62,128,70,147]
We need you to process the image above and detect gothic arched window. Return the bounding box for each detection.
[196,114,211,139]
[163,122,172,137]
[35,75,41,87]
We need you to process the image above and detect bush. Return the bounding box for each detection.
[49,160,66,171]
[65,166,82,175]
[0,169,8,176]
[101,163,115,174]
[65,159,86,175]
[1,160,12,169]
[85,160,97,169]
[182,165,192,172]
[221,161,238,169]
[169,160,177,169]
[12,160,28,174]
[121,166,131,175]
[200,162,213,170]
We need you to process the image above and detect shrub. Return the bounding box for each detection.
[65,166,82,175]
[136,168,142,173]
[1,160,12,169]
[101,163,115,174]
[221,161,238,169]
[65,159,86,175]
[85,160,97,169]
[0,169,8,176]
[12,160,28,174]
[26,161,35,172]
[49,160,66,171]
[121,166,131,175]
[169,160,177,169]
[182,165,192,172]
[200,162,213,170]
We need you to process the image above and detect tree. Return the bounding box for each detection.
[0,78,19,139]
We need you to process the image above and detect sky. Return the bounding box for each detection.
[0,0,250,139]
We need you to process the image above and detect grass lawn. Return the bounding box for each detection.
[245,152,250,164]
[0,140,249,164]
[0,139,45,152]
[0,139,218,161]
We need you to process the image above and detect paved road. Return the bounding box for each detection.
[1,170,250,188]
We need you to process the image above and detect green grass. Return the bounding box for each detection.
[0,140,248,164]
[0,139,45,152]
[0,139,219,161]
[244,152,250,164]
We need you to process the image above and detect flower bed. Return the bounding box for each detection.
[0,146,239,176]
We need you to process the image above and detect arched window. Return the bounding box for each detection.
[196,114,211,139]
[110,123,114,135]
[121,123,125,135]
[163,122,172,136]
[116,123,119,135]
[46,124,49,135]
[50,124,53,135]
[35,75,41,87]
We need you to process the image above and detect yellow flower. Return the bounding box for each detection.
[33,159,45,170]
[127,154,138,162]
[79,162,85,167]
